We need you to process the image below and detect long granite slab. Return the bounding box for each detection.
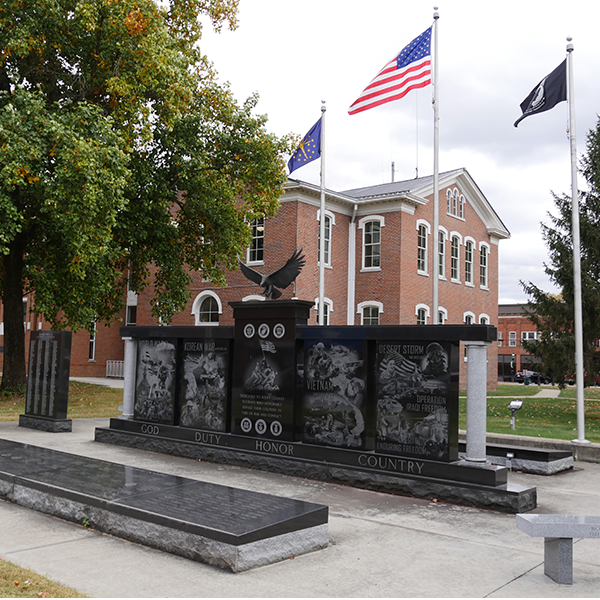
[0,439,328,572]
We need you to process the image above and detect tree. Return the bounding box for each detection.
[0,0,292,389]
[521,117,600,387]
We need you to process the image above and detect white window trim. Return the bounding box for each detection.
[463,310,476,325]
[464,236,476,287]
[358,215,384,271]
[479,313,490,324]
[191,290,223,326]
[479,241,491,290]
[416,219,430,276]
[438,226,448,280]
[246,217,265,265]
[416,303,430,324]
[314,296,334,325]
[450,232,462,283]
[438,306,448,324]
[509,331,517,347]
[447,187,466,221]
[316,209,335,268]
[357,300,383,325]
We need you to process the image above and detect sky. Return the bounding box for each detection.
[198,0,600,304]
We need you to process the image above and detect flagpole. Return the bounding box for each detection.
[318,100,326,326]
[432,7,440,324]
[567,38,588,444]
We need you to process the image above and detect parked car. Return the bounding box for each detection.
[514,371,550,384]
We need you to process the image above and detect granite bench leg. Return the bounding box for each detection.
[544,537,573,584]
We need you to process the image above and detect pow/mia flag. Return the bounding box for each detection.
[514,59,567,127]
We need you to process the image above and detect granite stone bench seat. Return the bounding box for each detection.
[0,439,328,572]
[516,514,600,584]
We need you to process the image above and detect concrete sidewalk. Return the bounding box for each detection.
[1,418,600,598]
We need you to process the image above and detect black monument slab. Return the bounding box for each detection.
[302,339,368,450]
[0,439,328,571]
[375,339,459,461]
[179,338,230,431]
[20,330,72,432]
[230,300,313,442]
[134,338,177,424]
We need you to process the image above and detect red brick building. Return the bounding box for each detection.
[5,168,510,389]
[497,303,540,380]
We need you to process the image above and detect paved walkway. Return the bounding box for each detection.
[532,388,561,398]
[1,418,600,597]
[70,376,124,389]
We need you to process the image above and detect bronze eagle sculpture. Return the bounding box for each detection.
[239,248,305,300]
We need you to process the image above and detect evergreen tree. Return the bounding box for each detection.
[521,117,600,387]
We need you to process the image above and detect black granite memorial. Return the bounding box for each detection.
[96,315,538,513]
[230,300,313,442]
[134,338,177,424]
[20,330,72,432]
[0,438,328,572]
[302,338,368,449]
[179,338,230,431]
[375,340,458,461]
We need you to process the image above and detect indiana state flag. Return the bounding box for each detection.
[288,118,322,173]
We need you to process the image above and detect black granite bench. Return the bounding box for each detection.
[517,514,600,584]
[458,441,573,475]
[0,439,328,572]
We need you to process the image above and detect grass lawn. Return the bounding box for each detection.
[459,388,600,442]
[0,381,123,422]
[0,558,85,598]
[460,383,544,397]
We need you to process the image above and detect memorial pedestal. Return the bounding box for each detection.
[20,331,72,433]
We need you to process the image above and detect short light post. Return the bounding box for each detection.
[508,399,523,431]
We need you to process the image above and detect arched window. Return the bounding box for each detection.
[314,297,334,325]
[247,217,264,263]
[463,311,475,325]
[357,301,383,325]
[447,187,465,219]
[479,242,490,289]
[191,291,223,325]
[317,209,335,267]
[464,237,475,285]
[438,306,448,325]
[359,216,384,270]
[416,303,430,325]
[417,219,430,274]
[438,227,448,279]
[450,234,461,282]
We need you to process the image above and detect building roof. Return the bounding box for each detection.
[284,168,510,241]
[498,303,530,316]
[342,169,463,199]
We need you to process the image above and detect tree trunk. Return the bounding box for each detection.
[1,237,27,391]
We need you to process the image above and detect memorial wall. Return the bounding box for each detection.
[121,302,469,464]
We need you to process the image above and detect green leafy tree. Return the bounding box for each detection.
[521,117,600,387]
[0,0,292,389]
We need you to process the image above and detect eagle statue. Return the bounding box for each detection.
[238,248,306,300]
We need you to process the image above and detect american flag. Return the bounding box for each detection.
[348,27,432,115]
